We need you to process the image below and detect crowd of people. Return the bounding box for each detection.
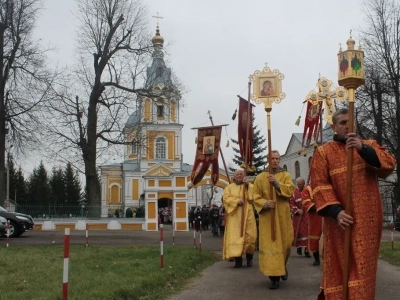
[219,108,396,299]
[188,204,225,236]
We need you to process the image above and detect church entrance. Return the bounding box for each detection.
[158,198,172,225]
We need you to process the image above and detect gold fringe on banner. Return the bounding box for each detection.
[295,116,301,126]
[195,137,198,144]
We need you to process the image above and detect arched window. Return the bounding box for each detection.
[308,156,313,170]
[131,139,137,155]
[283,164,287,171]
[155,137,166,159]
[295,161,300,178]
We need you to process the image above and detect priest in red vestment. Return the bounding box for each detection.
[290,177,310,257]
[311,108,397,300]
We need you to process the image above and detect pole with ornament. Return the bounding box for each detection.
[337,33,365,300]
[250,63,285,241]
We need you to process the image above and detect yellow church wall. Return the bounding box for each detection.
[109,178,122,185]
[175,194,186,198]
[110,185,120,203]
[159,180,172,187]
[176,222,187,231]
[148,202,156,219]
[148,163,156,166]
[166,163,173,167]
[167,134,173,159]
[148,223,157,230]
[148,180,155,187]
[159,191,173,199]
[175,177,185,187]
[148,194,156,198]
[147,130,175,160]
[175,202,186,218]
[132,179,139,200]
[171,101,176,122]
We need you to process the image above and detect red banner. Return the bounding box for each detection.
[237,96,254,164]
[302,101,322,148]
[190,126,223,186]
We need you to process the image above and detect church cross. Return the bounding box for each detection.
[152,12,163,26]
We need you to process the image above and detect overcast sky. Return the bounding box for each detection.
[25,0,366,175]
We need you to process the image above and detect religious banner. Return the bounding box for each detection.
[190,126,223,186]
[237,96,254,164]
[302,100,322,148]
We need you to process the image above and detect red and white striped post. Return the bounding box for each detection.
[85,223,89,247]
[199,221,202,253]
[6,220,10,247]
[63,228,70,300]
[172,222,175,246]
[390,222,394,250]
[193,221,196,248]
[160,224,164,270]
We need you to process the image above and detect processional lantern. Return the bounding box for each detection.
[337,33,365,300]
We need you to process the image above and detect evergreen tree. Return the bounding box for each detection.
[49,167,65,205]
[27,161,51,205]
[15,167,28,205]
[230,122,267,175]
[63,163,82,206]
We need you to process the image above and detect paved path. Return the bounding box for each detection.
[3,227,400,299]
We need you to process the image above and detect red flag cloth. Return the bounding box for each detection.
[191,126,223,186]
[237,96,254,164]
[302,101,322,148]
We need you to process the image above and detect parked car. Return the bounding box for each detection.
[0,206,34,237]
[0,216,6,236]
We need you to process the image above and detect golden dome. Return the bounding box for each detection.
[346,35,355,50]
[152,26,164,45]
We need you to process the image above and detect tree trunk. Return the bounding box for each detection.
[0,26,6,207]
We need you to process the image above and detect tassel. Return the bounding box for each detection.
[195,137,198,144]
[226,140,230,147]
[297,150,302,156]
[232,109,237,121]
[295,116,301,126]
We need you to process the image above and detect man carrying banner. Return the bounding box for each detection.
[290,177,310,257]
[253,150,295,290]
[222,169,257,268]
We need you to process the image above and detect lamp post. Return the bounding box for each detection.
[337,33,365,300]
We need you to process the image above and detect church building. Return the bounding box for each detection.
[99,25,231,231]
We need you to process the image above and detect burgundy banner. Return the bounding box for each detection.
[302,101,322,148]
[190,126,222,186]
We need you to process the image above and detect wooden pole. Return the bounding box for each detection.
[208,114,231,184]
[342,89,355,300]
[240,81,252,237]
[266,106,276,241]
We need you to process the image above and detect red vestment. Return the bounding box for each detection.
[301,185,322,252]
[311,139,396,300]
[290,188,308,248]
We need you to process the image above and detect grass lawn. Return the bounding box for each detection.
[380,242,400,267]
[0,245,219,300]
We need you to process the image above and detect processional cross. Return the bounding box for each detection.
[152,12,163,26]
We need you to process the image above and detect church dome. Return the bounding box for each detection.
[152,26,164,46]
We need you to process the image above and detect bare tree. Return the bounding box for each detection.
[357,0,400,198]
[0,0,55,206]
[41,0,182,215]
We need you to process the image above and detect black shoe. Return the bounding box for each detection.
[297,247,302,255]
[305,251,311,258]
[269,281,280,290]
[313,260,320,266]
[246,253,253,267]
[234,257,242,268]
[281,267,288,281]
